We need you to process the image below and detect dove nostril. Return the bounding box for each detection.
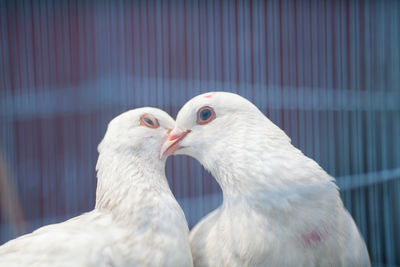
[168,127,187,141]
[169,134,181,141]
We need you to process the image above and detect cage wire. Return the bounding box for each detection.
[0,0,399,266]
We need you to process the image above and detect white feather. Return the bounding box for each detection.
[174,92,370,267]
[0,108,193,267]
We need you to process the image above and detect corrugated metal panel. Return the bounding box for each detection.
[0,0,399,265]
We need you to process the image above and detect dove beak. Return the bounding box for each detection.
[159,127,191,159]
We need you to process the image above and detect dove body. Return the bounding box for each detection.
[163,92,370,267]
[0,108,193,267]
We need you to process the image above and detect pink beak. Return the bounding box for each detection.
[159,127,191,159]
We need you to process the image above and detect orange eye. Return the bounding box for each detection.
[140,114,160,129]
[196,106,216,125]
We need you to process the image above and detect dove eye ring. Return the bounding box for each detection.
[140,114,159,129]
[197,106,216,125]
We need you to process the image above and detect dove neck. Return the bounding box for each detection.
[203,140,336,210]
[94,148,171,220]
[215,166,336,212]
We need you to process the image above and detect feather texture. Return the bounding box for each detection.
[0,108,193,267]
[172,92,370,267]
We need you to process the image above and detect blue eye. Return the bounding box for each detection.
[144,117,154,126]
[197,106,216,125]
[140,114,159,129]
[200,109,212,121]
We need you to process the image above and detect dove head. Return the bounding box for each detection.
[99,107,175,165]
[161,92,292,196]
[95,107,175,211]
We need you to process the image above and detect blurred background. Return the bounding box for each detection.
[0,0,399,265]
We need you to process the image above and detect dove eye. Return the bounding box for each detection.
[140,114,159,129]
[197,106,216,125]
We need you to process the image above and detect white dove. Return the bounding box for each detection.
[160,92,370,267]
[0,108,193,267]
